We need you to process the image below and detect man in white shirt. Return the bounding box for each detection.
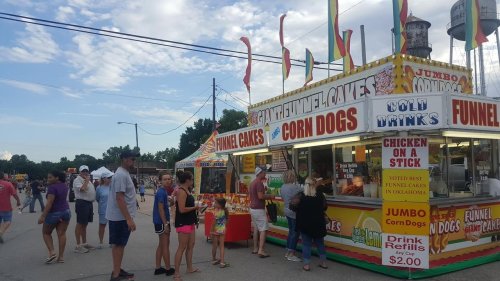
[106,150,139,281]
[73,165,96,253]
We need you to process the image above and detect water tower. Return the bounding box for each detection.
[405,13,432,59]
[447,0,500,95]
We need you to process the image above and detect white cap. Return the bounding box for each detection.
[255,167,264,176]
[100,170,114,179]
[79,165,89,172]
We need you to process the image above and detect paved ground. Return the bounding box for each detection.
[0,193,499,281]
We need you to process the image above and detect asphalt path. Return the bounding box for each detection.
[0,192,498,281]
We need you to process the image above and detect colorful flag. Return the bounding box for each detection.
[392,0,408,54]
[279,14,286,47]
[240,36,252,93]
[343,30,354,72]
[304,48,314,86]
[280,14,291,81]
[328,0,345,62]
[282,47,291,80]
[465,0,488,51]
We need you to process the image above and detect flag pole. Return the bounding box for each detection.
[478,44,486,96]
[328,63,331,78]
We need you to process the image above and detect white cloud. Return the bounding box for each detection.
[58,112,109,117]
[0,151,13,161]
[0,22,59,63]
[0,79,48,95]
[131,107,195,124]
[56,6,75,22]
[0,115,82,129]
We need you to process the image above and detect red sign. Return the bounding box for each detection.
[216,127,266,153]
[268,101,365,146]
[450,97,500,129]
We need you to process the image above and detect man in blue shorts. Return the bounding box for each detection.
[0,171,21,243]
[106,150,139,281]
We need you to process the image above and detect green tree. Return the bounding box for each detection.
[177,118,214,160]
[218,109,248,133]
[155,148,179,169]
[102,145,136,164]
[141,152,156,162]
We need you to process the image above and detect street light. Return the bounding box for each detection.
[117,121,140,182]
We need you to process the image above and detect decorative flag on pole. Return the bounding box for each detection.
[282,47,291,80]
[465,0,488,51]
[240,36,252,94]
[343,30,354,72]
[304,48,314,86]
[392,0,408,54]
[280,14,291,80]
[328,0,345,62]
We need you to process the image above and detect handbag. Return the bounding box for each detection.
[289,192,303,212]
[266,200,278,223]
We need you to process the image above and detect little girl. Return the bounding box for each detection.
[211,198,229,268]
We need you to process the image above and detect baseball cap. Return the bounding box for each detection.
[79,165,89,172]
[120,150,140,159]
[255,167,264,176]
[100,171,114,178]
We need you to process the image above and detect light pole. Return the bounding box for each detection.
[117,122,140,182]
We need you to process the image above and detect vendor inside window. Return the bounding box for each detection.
[311,145,334,195]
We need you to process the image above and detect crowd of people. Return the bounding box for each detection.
[0,150,329,280]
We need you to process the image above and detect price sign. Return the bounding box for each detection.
[382,233,429,269]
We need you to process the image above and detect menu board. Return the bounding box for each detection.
[272,151,288,172]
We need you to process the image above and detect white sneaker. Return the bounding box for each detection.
[97,243,103,249]
[83,244,96,250]
[74,245,89,253]
[287,255,302,262]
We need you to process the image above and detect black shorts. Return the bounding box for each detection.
[75,199,93,225]
[109,220,131,246]
[154,223,170,235]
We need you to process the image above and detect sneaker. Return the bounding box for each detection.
[165,268,175,276]
[74,245,89,253]
[154,267,167,275]
[119,269,134,279]
[109,273,127,281]
[83,244,96,250]
[97,243,103,249]
[287,255,302,262]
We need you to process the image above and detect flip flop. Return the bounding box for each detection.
[251,251,258,254]
[57,259,65,263]
[219,262,230,268]
[187,268,201,273]
[173,275,182,281]
[212,259,221,265]
[258,253,270,258]
[303,265,311,271]
[45,254,57,264]
[318,264,328,269]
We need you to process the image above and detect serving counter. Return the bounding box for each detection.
[204,211,251,244]
[266,196,500,279]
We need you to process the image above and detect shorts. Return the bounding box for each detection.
[109,220,131,246]
[45,210,71,225]
[99,214,108,225]
[0,211,13,223]
[154,223,171,235]
[140,193,145,197]
[250,208,269,232]
[75,199,93,225]
[176,224,195,234]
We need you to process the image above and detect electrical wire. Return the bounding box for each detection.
[216,85,250,105]
[0,13,342,70]
[137,92,212,135]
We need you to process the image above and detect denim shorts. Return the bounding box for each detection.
[109,220,131,246]
[45,209,71,225]
[0,211,13,223]
[99,214,108,225]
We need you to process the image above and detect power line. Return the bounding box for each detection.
[137,93,212,136]
[216,85,250,105]
[0,13,342,70]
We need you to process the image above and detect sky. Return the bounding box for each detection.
[1,0,499,162]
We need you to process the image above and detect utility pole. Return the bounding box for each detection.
[213,77,216,131]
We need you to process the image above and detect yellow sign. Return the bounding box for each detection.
[241,155,255,173]
[383,201,429,235]
[382,169,429,202]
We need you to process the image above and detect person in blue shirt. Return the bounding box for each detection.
[96,171,112,249]
[139,181,146,202]
[153,172,175,276]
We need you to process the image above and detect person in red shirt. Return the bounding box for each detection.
[0,171,21,243]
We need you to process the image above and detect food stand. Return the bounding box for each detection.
[216,54,500,279]
[175,131,229,194]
